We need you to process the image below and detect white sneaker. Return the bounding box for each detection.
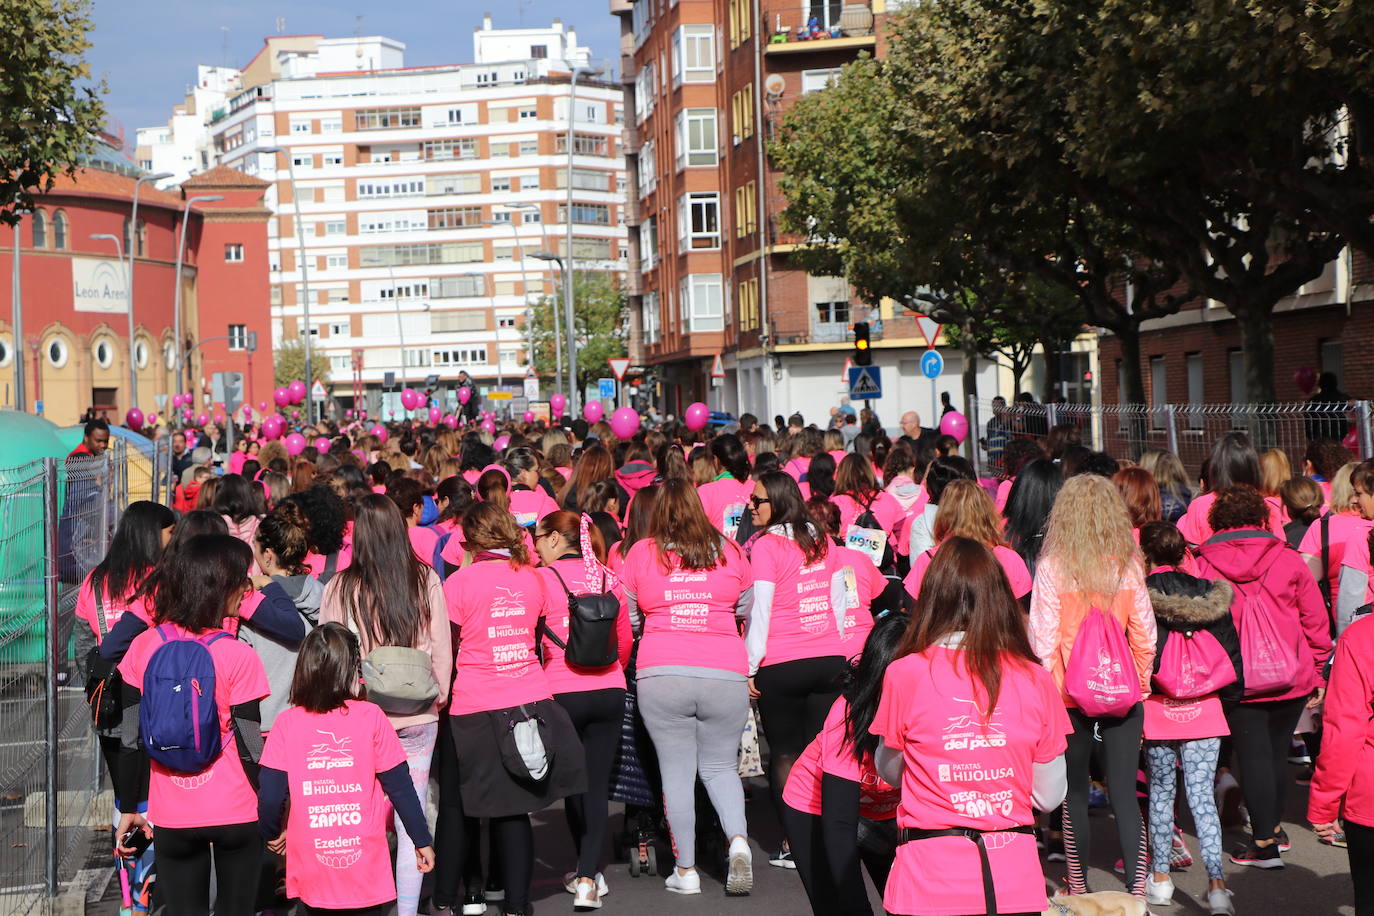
[572,876,603,911]
[563,873,609,897]
[1146,874,1175,906]
[726,836,753,897]
[664,868,701,895]
[1207,887,1236,915]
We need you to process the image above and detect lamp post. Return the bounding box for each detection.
[385,265,407,392]
[531,250,572,413]
[11,199,24,411]
[261,146,315,424]
[172,194,224,404]
[563,65,602,417]
[90,233,132,410]
[484,204,543,390]
[128,171,173,401]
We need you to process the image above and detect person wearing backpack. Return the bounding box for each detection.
[319,494,451,916]
[1194,485,1332,869]
[697,434,756,540]
[113,534,271,916]
[1029,474,1156,899]
[534,510,632,911]
[831,455,904,558]
[1138,522,1241,914]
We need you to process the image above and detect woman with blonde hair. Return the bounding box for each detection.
[902,478,1032,602]
[1259,449,1292,499]
[1300,461,1367,606]
[1029,474,1156,899]
[1139,449,1193,524]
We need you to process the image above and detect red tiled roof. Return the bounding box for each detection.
[39,168,186,210]
[183,165,271,190]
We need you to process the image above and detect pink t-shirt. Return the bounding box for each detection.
[1339,526,1374,604]
[1142,693,1230,741]
[784,456,812,483]
[872,646,1070,916]
[750,534,847,668]
[995,478,1014,514]
[75,571,152,639]
[617,538,754,675]
[118,623,269,829]
[443,559,551,715]
[408,525,440,566]
[261,700,408,909]
[834,491,905,538]
[438,526,466,570]
[782,697,899,821]
[904,544,1032,601]
[830,545,887,652]
[509,487,560,528]
[1178,491,1285,544]
[697,477,755,539]
[1300,511,1373,598]
[536,558,631,696]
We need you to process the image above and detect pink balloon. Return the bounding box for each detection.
[370,424,389,443]
[146,413,158,427]
[125,408,144,429]
[481,419,496,435]
[1294,366,1318,395]
[388,410,396,419]
[196,412,210,427]
[1344,428,1361,458]
[284,433,307,456]
[288,380,307,404]
[213,413,224,424]
[241,405,252,417]
[549,393,566,418]
[683,402,709,432]
[401,388,421,411]
[261,416,285,440]
[428,405,442,423]
[344,409,354,419]
[258,400,269,412]
[182,408,193,421]
[443,415,458,429]
[523,411,536,424]
[939,410,969,443]
[359,410,368,420]
[457,387,472,405]
[610,406,640,440]
[273,387,291,408]
[291,409,301,420]
[583,401,604,424]
[314,436,331,452]
[493,435,510,451]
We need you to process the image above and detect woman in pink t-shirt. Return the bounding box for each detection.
[872,538,1070,916]
[504,446,561,528]
[1178,433,1286,545]
[697,434,755,540]
[432,475,476,576]
[319,495,451,916]
[617,479,757,897]
[113,534,271,916]
[434,503,584,916]
[75,501,174,646]
[259,623,434,916]
[534,511,632,910]
[831,455,905,554]
[903,480,1033,606]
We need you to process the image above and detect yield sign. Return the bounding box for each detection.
[840,356,852,383]
[608,357,631,381]
[915,315,942,349]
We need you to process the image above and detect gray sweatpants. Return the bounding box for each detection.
[637,675,750,869]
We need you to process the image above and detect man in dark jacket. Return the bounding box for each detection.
[1305,371,1352,443]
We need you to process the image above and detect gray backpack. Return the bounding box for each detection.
[362,646,440,715]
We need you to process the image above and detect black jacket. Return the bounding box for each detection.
[1146,570,1244,703]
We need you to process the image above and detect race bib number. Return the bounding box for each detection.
[723,503,747,540]
[845,525,887,569]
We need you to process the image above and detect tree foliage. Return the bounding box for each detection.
[529,272,627,396]
[0,0,106,225]
[273,339,330,387]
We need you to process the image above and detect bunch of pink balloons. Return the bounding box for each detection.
[401,388,423,411]
[550,393,566,418]
[683,402,710,432]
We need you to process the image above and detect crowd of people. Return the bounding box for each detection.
[70,405,1374,916]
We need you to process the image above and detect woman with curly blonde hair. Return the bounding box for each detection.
[902,479,1032,603]
[1029,474,1156,900]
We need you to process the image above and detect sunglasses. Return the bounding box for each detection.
[749,496,770,509]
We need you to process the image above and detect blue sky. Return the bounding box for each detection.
[87,0,622,144]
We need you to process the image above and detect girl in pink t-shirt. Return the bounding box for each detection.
[903,480,1033,606]
[76,501,174,645]
[831,455,905,556]
[259,623,434,915]
[697,434,755,539]
[872,538,1070,916]
[504,447,561,528]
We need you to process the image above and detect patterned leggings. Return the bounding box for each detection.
[394,722,438,916]
[1144,738,1224,880]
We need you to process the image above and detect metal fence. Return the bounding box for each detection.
[0,439,142,914]
[968,399,1373,477]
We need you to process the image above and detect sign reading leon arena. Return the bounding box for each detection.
[71,258,129,314]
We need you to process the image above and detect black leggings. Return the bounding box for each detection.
[1225,696,1307,841]
[298,904,393,916]
[556,688,625,879]
[783,775,895,916]
[1063,704,1146,897]
[1347,819,1374,915]
[756,656,847,818]
[153,822,261,916]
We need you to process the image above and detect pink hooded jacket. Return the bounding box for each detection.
[1308,614,1374,827]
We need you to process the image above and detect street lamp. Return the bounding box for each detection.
[261,146,315,424]
[172,195,224,402]
[563,64,602,417]
[531,249,574,413]
[385,266,407,391]
[128,171,173,398]
[485,205,548,392]
[90,233,133,410]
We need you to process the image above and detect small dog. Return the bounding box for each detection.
[1043,891,1150,916]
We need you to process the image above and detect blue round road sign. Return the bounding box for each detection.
[920,349,944,379]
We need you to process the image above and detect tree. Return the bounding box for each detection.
[943,276,1084,398]
[273,339,330,387]
[529,272,627,396]
[0,0,106,225]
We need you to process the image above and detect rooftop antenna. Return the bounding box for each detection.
[355,14,364,39]
[275,17,286,34]
[220,25,230,70]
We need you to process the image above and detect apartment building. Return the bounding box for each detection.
[136,65,244,186]
[188,19,624,414]
[613,0,1012,422]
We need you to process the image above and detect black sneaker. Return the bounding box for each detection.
[460,890,487,915]
[1275,828,1292,852]
[1230,842,1283,869]
[768,847,796,869]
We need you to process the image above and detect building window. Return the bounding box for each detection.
[328,322,350,337]
[358,178,426,199]
[1320,338,1345,389]
[802,68,843,93]
[638,139,657,194]
[331,354,352,371]
[93,338,114,369]
[731,84,755,142]
[53,210,68,250]
[321,117,343,133]
[135,218,146,256]
[433,347,488,366]
[1150,356,1168,428]
[558,203,612,225]
[326,254,348,270]
[426,174,482,196]
[682,273,724,332]
[640,217,659,270]
[291,153,312,169]
[491,210,513,224]
[814,300,849,325]
[530,44,548,59]
[134,340,149,369]
[228,324,248,351]
[497,316,517,328]
[642,291,661,344]
[675,108,717,168]
[522,209,541,224]
[0,337,12,369]
[423,138,479,160]
[29,210,46,248]
[673,25,716,85]
[324,220,346,236]
[518,106,538,120]
[492,176,512,192]
[679,193,720,250]
[734,182,757,235]
[428,207,483,229]
[1186,352,1205,429]
[359,242,483,267]
[323,152,344,167]
[225,243,244,262]
[739,278,760,331]
[46,337,68,369]
[431,276,484,299]
[555,133,609,156]
[1227,348,1246,406]
[355,107,421,130]
[291,118,312,134]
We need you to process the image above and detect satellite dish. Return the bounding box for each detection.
[764,74,786,98]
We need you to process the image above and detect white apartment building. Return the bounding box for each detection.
[136,65,244,186]
[193,18,624,414]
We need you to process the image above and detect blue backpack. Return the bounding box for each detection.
[431,527,456,576]
[139,626,228,774]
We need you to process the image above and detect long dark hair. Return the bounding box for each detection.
[835,453,879,502]
[212,473,263,522]
[843,611,910,762]
[710,433,751,482]
[90,501,174,603]
[758,471,827,564]
[806,452,837,501]
[332,494,431,647]
[289,622,361,713]
[1002,458,1062,575]
[133,509,229,604]
[925,455,975,504]
[435,475,476,525]
[153,534,252,631]
[1206,431,1262,491]
[650,478,726,571]
[282,485,347,555]
[897,537,1039,714]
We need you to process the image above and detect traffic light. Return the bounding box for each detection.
[852,322,872,366]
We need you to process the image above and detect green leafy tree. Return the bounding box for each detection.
[273,339,330,387]
[0,0,106,225]
[529,272,627,396]
[944,276,1084,398]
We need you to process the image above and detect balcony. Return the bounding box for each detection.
[763,1,875,54]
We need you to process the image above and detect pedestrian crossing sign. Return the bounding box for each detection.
[848,366,882,400]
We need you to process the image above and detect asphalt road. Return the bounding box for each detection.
[87,765,1357,915]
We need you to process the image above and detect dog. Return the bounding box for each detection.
[1043,891,1150,916]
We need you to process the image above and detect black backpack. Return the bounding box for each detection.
[850,492,897,574]
[542,567,620,668]
[84,591,123,731]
